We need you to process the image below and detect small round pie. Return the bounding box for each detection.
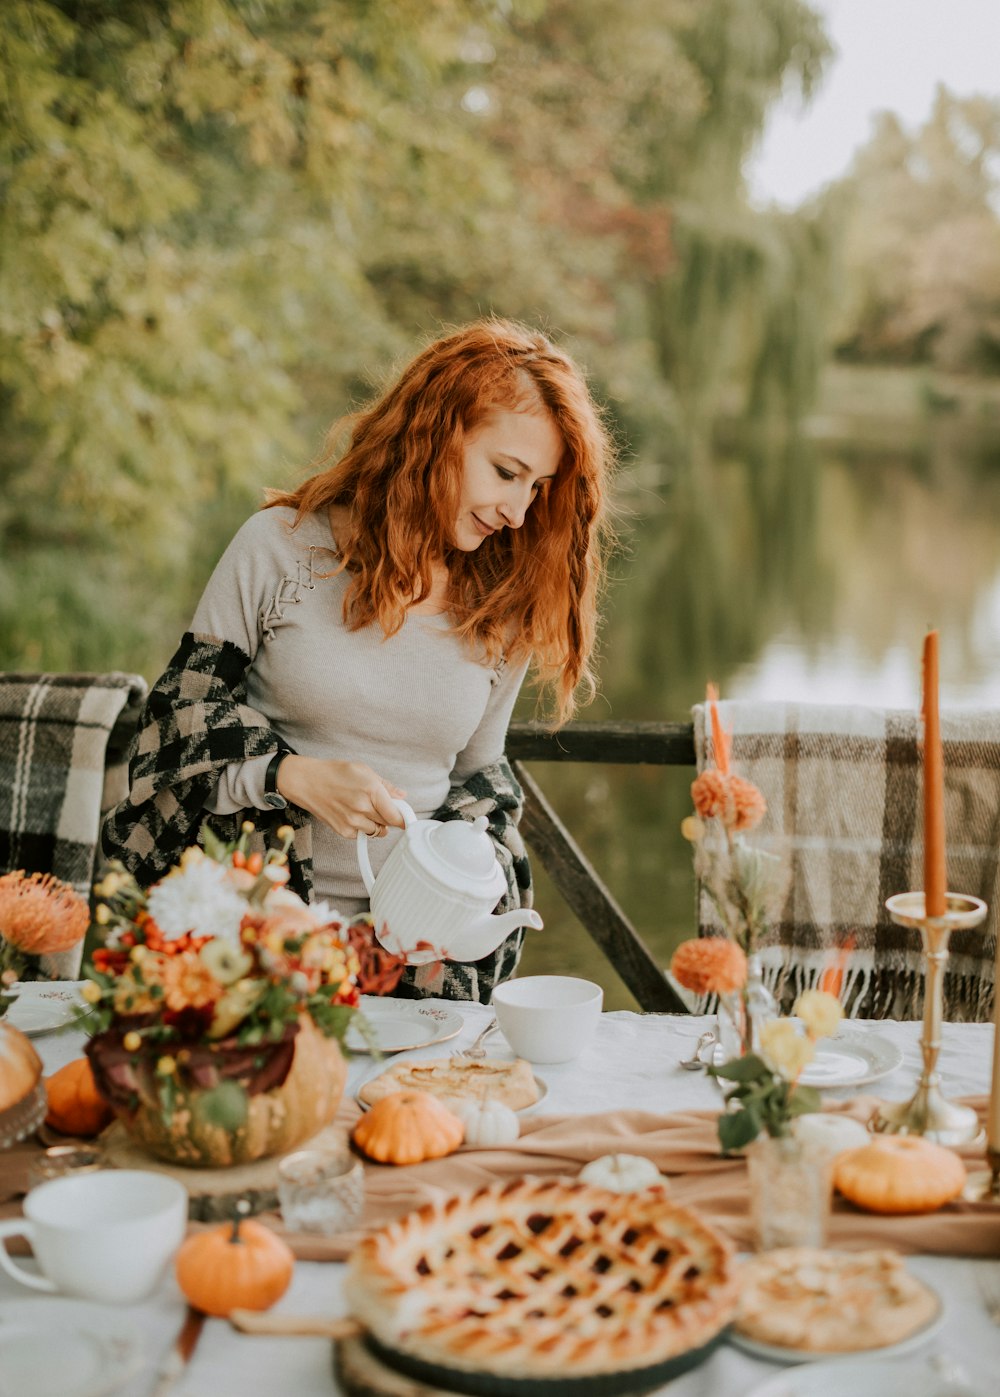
[346,1176,738,1381]
[735,1246,940,1354]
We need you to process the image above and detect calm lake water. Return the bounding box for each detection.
[518,418,1000,1007]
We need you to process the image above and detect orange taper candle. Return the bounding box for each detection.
[922,629,947,918]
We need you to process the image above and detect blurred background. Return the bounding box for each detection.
[3,1,1000,1005]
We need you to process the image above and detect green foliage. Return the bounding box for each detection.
[709,1051,822,1151]
[831,90,1000,373]
[192,1079,248,1132]
[1,0,835,675]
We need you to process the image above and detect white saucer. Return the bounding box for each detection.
[0,1298,144,1397]
[345,1000,463,1053]
[3,983,86,1036]
[713,1028,903,1088]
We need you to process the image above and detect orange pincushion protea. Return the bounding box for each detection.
[671,937,747,995]
[691,770,766,833]
[0,871,89,955]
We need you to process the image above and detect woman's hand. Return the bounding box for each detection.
[276,756,406,838]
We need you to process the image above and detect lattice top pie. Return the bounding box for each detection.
[345,1177,738,1378]
[735,1247,940,1353]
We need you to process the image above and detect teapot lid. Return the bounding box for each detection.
[415,816,506,897]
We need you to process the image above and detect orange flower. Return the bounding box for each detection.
[671,937,747,995]
[160,954,224,1013]
[690,770,766,832]
[0,871,89,954]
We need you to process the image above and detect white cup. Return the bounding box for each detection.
[491,975,603,1064]
[0,1169,188,1303]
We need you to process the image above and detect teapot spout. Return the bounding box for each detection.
[441,907,543,963]
[494,908,543,937]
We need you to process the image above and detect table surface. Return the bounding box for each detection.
[5,1002,999,1397]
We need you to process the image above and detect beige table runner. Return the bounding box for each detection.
[3,1097,998,1260]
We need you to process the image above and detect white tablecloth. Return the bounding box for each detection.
[5,1004,999,1396]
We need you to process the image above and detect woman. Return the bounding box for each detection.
[103,319,615,1000]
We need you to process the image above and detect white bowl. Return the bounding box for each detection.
[491,976,603,1064]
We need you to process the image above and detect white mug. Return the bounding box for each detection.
[491,975,604,1064]
[0,1169,188,1303]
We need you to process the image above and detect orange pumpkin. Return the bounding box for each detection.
[44,1058,114,1137]
[97,1015,347,1167]
[175,1204,295,1316]
[352,1089,464,1165]
[834,1136,966,1215]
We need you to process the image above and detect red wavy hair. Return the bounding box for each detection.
[266,319,615,725]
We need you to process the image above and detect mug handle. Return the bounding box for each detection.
[356,798,416,894]
[0,1218,57,1291]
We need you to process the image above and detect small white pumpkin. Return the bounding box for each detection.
[447,1096,521,1148]
[791,1113,870,1161]
[579,1153,665,1193]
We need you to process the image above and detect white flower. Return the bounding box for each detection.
[147,859,248,942]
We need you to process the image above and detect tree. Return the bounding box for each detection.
[831,88,1000,372]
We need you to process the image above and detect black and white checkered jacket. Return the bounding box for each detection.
[101,632,532,1002]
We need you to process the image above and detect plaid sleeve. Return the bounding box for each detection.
[100,632,301,890]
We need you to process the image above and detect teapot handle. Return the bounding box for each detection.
[356,798,417,894]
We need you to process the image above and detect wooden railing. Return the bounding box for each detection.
[507,722,695,1014]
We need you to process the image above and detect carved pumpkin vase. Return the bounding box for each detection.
[86,1015,346,1168]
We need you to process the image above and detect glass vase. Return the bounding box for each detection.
[717,952,777,1058]
[746,1134,833,1251]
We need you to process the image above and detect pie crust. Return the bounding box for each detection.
[735,1246,940,1353]
[345,1176,738,1378]
[357,1057,540,1112]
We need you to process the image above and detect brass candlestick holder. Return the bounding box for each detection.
[964,1147,1000,1203]
[871,890,987,1147]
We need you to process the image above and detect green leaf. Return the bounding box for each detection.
[788,1085,822,1116]
[709,1053,769,1083]
[718,1106,761,1153]
[192,1080,249,1132]
[200,824,231,863]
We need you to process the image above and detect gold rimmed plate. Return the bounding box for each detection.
[345,1000,463,1054]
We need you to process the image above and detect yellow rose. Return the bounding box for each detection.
[80,979,103,1003]
[680,815,706,843]
[759,1018,815,1079]
[793,988,843,1041]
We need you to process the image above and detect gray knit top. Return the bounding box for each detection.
[192,507,528,914]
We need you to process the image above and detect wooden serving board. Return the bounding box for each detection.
[100,1120,350,1221]
[334,1333,455,1397]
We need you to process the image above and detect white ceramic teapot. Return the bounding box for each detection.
[356,800,543,964]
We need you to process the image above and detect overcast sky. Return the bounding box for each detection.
[746,0,1000,208]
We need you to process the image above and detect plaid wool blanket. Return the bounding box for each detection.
[692,700,1000,1023]
[101,632,531,1003]
[0,671,148,976]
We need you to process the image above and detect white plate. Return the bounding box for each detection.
[713,1029,903,1089]
[746,1350,984,1396]
[357,1072,549,1114]
[731,1290,943,1366]
[0,1298,144,1397]
[3,983,86,1036]
[345,1000,463,1053]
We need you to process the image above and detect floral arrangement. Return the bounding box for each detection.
[79,823,408,1122]
[678,687,783,956]
[708,988,844,1152]
[0,870,90,994]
